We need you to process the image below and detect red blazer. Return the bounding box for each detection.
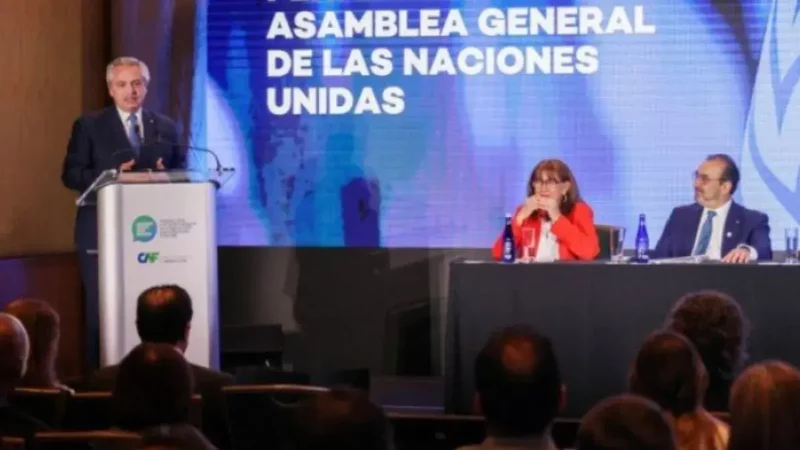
[492,202,600,261]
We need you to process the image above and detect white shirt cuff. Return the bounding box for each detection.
[737,244,758,261]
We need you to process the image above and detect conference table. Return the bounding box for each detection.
[444,260,800,417]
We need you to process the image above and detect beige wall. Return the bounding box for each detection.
[0,0,108,256]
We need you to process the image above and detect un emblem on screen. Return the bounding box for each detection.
[132,215,157,243]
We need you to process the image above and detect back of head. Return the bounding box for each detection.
[113,342,193,430]
[289,388,389,450]
[729,361,800,450]
[578,394,676,450]
[474,325,561,437]
[630,331,704,415]
[0,312,29,392]
[3,298,60,387]
[631,331,724,450]
[136,285,193,345]
[665,291,747,390]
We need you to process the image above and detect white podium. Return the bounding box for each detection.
[77,169,233,369]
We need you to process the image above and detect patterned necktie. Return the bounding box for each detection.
[127,113,141,155]
[693,210,717,256]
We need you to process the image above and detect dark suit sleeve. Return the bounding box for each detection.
[61,117,98,192]
[749,211,772,261]
[652,209,676,258]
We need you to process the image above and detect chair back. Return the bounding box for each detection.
[189,394,203,428]
[61,392,113,430]
[552,418,581,449]
[222,384,329,450]
[34,430,141,450]
[9,387,69,428]
[0,437,25,450]
[61,391,203,431]
[595,225,623,260]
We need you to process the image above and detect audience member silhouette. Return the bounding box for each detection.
[577,394,676,450]
[665,290,748,411]
[460,325,563,450]
[288,388,390,450]
[0,312,49,444]
[4,298,70,391]
[630,331,728,450]
[728,360,800,450]
[84,284,232,448]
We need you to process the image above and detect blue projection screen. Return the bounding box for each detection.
[205,0,799,249]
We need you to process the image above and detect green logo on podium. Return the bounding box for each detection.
[132,215,157,242]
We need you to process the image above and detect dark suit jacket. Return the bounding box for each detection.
[84,362,233,394]
[653,202,772,260]
[83,362,233,449]
[61,106,185,250]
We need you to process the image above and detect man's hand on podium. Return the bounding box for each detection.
[119,160,135,172]
[156,157,165,171]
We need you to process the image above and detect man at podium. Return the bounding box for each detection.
[60,56,186,370]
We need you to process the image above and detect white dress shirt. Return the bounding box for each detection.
[535,219,560,262]
[117,107,143,142]
[691,199,757,260]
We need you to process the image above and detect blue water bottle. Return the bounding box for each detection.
[634,213,649,263]
[502,214,515,263]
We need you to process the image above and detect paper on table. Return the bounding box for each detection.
[650,256,707,264]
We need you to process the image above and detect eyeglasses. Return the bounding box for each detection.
[693,171,725,185]
[533,179,562,187]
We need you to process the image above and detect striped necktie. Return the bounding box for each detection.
[127,113,141,155]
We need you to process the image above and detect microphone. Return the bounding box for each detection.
[151,118,226,172]
[108,140,227,173]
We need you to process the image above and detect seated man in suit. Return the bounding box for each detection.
[83,284,233,447]
[458,325,563,450]
[61,56,185,371]
[653,154,772,263]
[0,313,49,442]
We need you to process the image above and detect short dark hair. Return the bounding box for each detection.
[474,325,561,436]
[113,342,193,431]
[577,394,676,450]
[136,285,193,345]
[665,290,749,386]
[289,388,390,450]
[706,154,740,194]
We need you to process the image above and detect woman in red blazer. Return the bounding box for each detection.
[492,159,600,261]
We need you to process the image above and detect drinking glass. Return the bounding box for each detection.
[786,227,799,264]
[610,227,627,264]
[520,227,537,263]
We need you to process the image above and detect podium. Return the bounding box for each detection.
[77,168,233,369]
